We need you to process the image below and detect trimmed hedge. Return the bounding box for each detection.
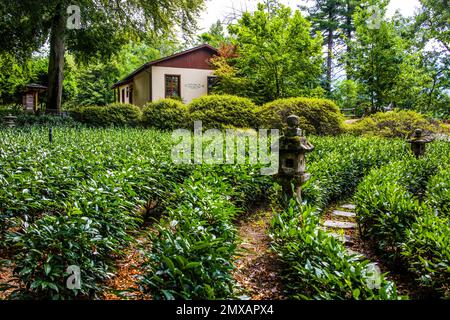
[347,110,436,138]
[257,97,344,135]
[188,95,257,129]
[142,99,189,130]
[71,103,142,127]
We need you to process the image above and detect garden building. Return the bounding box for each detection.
[112,44,218,106]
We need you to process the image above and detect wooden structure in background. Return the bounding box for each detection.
[22,83,48,113]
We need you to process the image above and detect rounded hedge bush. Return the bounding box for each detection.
[142,99,189,130]
[347,110,436,138]
[188,95,257,129]
[257,98,344,135]
[71,103,142,127]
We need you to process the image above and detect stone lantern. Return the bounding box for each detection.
[278,115,315,202]
[407,129,434,158]
[3,114,17,128]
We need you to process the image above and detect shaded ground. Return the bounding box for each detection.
[0,260,15,300]
[103,231,153,300]
[233,206,286,300]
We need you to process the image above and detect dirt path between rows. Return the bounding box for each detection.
[103,230,153,300]
[233,206,286,300]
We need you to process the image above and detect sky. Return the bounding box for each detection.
[197,0,422,32]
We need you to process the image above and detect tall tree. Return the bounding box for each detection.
[349,0,409,113]
[301,0,346,93]
[197,20,228,48]
[0,0,205,113]
[226,3,324,104]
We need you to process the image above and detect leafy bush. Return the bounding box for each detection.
[71,103,142,127]
[142,99,189,130]
[302,136,406,209]
[15,114,78,127]
[188,95,257,129]
[347,110,436,138]
[270,200,400,300]
[140,178,238,299]
[140,165,275,300]
[402,212,450,298]
[8,215,112,299]
[257,97,344,135]
[426,168,450,217]
[0,105,23,119]
[0,127,186,299]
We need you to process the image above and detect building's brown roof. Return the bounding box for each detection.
[24,83,48,91]
[112,44,218,89]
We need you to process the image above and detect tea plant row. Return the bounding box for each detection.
[355,142,450,298]
[270,136,423,300]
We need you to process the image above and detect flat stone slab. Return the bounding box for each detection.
[323,220,357,229]
[332,210,356,218]
[341,204,356,210]
[329,233,354,244]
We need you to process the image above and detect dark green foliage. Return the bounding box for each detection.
[140,178,238,299]
[140,165,275,299]
[71,103,142,127]
[0,105,24,118]
[0,128,186,299]
[257,98,344,135]
[347,110,437,138]
[426,168,450,217]
[188,95,257,129]
[402,212,450,298]
[142,99,189,130]
[270,200,400,300]
[303,136,406,208]
[8,215,112,300]
[354,142,450,297]
[15,114,78,127]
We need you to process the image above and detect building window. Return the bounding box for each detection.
[165,75,181,99]
[121,89,125,103]
[207,76,218,95]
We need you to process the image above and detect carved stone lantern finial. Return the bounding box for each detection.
[407,128,434,158]
[278,115,315,203]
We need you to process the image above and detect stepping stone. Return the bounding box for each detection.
[341,204,356,210]
[323,220,357,229]
[329,232,354,244]
[332,210,356,218]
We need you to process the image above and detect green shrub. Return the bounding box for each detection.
[302,136,406,208]
[71,103,142,127]
[107,103,142,127]
[8,215,112,299]
[257,97,344,135]
[0,105,23,119]
[188,95,257,129]
[142,99,188,130]
[15,114,78,127]
[426,168,450,217]
[402,212,450,298]
[347,110,436,138]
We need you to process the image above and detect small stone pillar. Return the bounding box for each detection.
[3,114,17,128]
[278,115,314,202]
[407,129,433,158]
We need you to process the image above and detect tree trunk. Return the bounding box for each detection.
[345,0,353,80]
[326,29,333,93]
[46,5,66,114]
